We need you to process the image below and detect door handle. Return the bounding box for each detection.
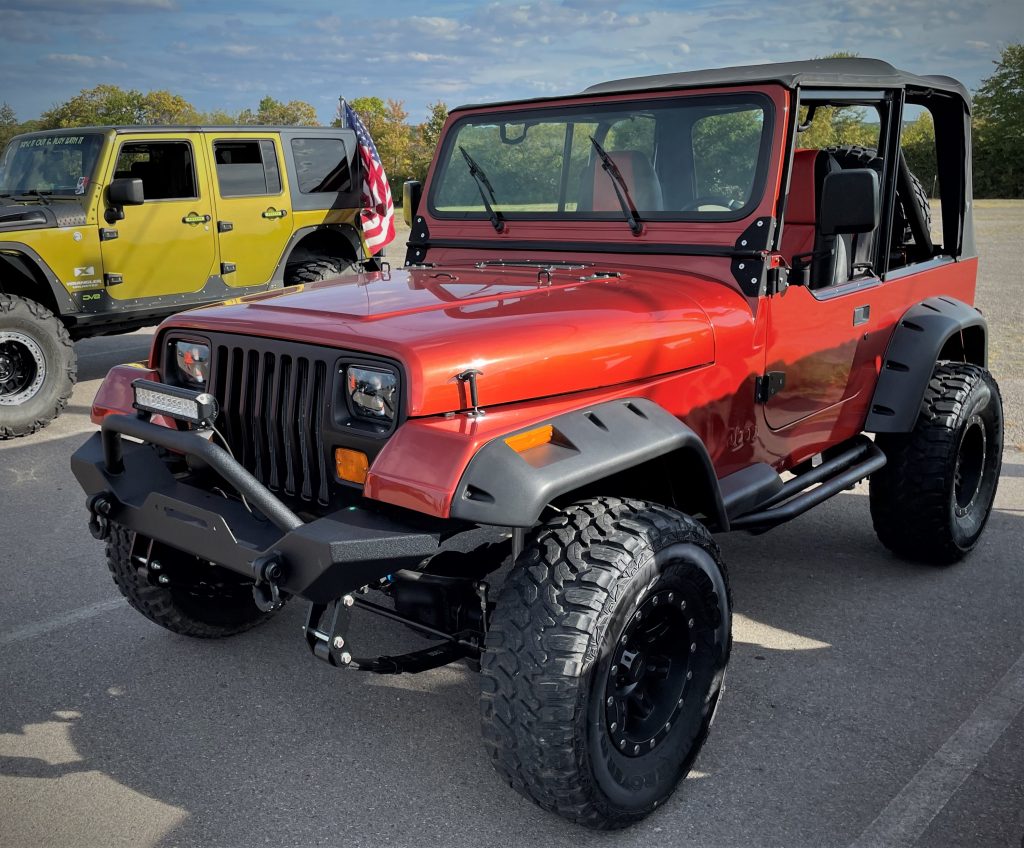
[853,305,870,326]
[182,213,211,225]
[262,208,288,220]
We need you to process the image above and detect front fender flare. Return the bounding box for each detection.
[866,296,987,433]
[449,397,728,530]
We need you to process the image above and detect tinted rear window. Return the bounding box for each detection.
[290,137,352,193]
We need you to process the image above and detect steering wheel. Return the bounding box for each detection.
[680,195,742,212]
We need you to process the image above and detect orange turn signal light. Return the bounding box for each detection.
[504,424,555,453]
[335,448,369,485]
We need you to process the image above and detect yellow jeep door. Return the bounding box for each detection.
[209,136,292,288]
[100,134,216,300]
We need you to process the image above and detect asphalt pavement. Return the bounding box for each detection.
[1,204,1022,848]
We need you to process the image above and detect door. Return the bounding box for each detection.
[763,282,879,429]
[100,135,216,300]
[210,137,292,288]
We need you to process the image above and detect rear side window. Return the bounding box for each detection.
[213,139,282,196]
[290,137,352,193]
[113,140,197,200]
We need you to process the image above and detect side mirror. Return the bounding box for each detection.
[403,180,422,228]
[819,169,879,235]
[108,177,144,207]
[105,178,144,224]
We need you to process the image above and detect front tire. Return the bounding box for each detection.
[480,498,731,829]
[0,294,76,439]
[106,524,277,638]
[870,362,1003,564]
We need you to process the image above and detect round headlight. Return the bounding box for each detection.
[347,365,397,422]
[174,340,211,388]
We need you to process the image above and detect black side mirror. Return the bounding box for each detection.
[403,180,422,228]
[108,177,144,207]
[819,169,879,235]
[105,177,144,224]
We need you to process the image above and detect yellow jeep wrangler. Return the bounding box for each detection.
[0,125,372,437]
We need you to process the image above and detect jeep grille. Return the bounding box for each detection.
[209,341,331,505]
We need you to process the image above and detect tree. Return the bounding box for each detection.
[901,111,938,198]
[0,102,18,146]
[40,84,148,128]
[140,90,198,125]
[238,96,318,126]
[411,101,449,181]
[341,96,413,194]
[973,43,1023,198]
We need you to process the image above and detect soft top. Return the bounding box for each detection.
[453,58,970,112]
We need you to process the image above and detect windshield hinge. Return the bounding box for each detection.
[755,371,786,403]
[730,216,775,296]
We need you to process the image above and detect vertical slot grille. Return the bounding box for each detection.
[210,342,331,505]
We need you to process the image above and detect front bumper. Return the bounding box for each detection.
[71,414,461,603]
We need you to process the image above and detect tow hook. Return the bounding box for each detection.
[251,554,285,612]
[87,493,114,541]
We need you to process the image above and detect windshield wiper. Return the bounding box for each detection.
[15,190,52,205]
[588,136,642,236]
[458,146,505,233]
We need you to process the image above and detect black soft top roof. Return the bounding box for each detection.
[453,58,970,112]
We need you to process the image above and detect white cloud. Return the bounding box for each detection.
[44,52,127,69]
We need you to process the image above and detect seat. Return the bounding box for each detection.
[579,150,664,213]
[782,148,880,289]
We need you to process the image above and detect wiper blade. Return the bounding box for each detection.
[459,145,505,233]
[589,136,642,236]
[14,190,52,205]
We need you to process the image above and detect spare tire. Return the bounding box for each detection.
[824,145,931,243]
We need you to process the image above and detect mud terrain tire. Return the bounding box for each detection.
[284,257,351,285]
[480,498,731,829]
[0,294,76,439]
[106,524,277,637]
[871,363,1003,564]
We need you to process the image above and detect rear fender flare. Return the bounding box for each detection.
[866,296,987,433]
[449,397,728,530]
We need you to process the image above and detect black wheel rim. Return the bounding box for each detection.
[0,332,46,404]
[954,415,987,517]
[604,588,694,758]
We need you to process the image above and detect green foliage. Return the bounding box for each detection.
[237,96,318,126]
[410,101,449,182]
[973,43,1024,198]
[338,96,417,195]
[902,112,939,198]
[0,103,19,146]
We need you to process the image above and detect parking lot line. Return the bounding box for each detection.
[849,650,1024,848]
[0,598,123,648]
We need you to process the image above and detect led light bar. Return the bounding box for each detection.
[132,379,218,427]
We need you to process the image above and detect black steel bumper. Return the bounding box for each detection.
[71,415,456,603]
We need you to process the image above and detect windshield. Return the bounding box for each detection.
[430,94,772,223]
[0,133,104,197]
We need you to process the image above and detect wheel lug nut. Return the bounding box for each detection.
[633,745,640,754]
[678,698,684,707]
[690,642,697,653]
[635,611,642,621]
[611,665,618,675]
[652,596,659,605]
[665,722,671,731]
[686,670,692,680]
[650,740,656,749]
[688,618,695,628]
[619,739,627,749]
[667,593,674,601]
[157,575,169,585]
[607,696,614,706]
[610,722,617,731]
[680,600,687,610]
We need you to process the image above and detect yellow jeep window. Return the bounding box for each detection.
[213,140,282,197]
[113,141,197,201]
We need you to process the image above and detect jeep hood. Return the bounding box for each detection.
[165,264,719,416]
[0,199,86,232]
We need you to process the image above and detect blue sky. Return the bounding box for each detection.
[0,0,1021,124]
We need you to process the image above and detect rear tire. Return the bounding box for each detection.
[870,363,1003,564]
[284,257,351,285]
[480,498,731,829]
[106,524,276,638]
[0,294,76,439]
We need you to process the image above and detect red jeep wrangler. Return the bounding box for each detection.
[73,58,1002,828]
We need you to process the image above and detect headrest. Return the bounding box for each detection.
[591,150,664,212]
[786,148,820,225]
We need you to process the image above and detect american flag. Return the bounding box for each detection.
[342,100,395,255]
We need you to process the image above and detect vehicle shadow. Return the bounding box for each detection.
[0,431,1021,848]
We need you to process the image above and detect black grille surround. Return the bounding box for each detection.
[161,331,403,507]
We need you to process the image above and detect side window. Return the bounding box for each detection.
[290,138,351,194]
[691,107,765,208]
[113,141,196,201]
[213,140,282,197]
